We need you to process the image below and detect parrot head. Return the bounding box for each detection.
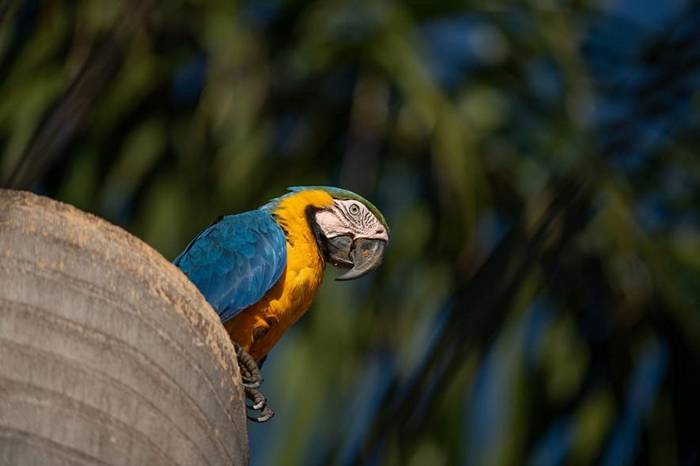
[290,186,390,281]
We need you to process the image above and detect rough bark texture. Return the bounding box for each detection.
[0,189,249,466]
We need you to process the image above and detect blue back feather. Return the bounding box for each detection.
[173,210,287,323]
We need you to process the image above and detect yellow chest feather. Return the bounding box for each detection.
[224,190,332,361]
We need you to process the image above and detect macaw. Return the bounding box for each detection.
[174,186,389,421]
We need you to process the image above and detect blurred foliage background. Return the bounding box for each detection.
[2,0,700,465]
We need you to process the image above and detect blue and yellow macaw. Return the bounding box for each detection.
[174,186,389,421]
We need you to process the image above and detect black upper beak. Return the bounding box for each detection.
[328,237,386,281]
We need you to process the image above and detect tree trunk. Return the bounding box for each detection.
[0,189,249,465]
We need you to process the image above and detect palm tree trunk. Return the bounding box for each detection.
[0,189,248,465]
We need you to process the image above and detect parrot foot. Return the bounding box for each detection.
[234,343,263,389]
[244,386,275,423]
[233,343,275,422]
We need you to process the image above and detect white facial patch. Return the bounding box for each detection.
[315,199,389,241]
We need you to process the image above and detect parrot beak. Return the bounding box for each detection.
[329,237,387,281]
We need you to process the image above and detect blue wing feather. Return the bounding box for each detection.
[174,210,287,322]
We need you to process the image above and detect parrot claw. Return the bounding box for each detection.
[234,343,275,423]
[250,405,275,423]
[244,386,275,422]
[245,385,267,410]
[251,400,265,411]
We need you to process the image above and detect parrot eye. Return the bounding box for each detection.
[348,203,361,215]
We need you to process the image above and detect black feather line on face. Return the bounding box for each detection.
[341,207,354,224]
[305,205,326,264]
[361,210,373,228]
